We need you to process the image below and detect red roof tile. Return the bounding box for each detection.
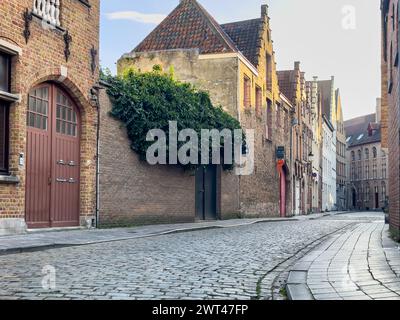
[133,0,237,55]
[221,19,263,67]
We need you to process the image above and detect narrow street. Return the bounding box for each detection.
[287,213,400,300]
[0,212,398,300]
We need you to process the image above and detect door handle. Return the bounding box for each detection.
[56,178,67,183]
[57,160,65,165]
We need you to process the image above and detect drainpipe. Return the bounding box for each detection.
[96,91,100,229]
[91,84,102,229]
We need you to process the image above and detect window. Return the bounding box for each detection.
[366,185,370,203]
[266,54,272,91]
[365,148,369,160]
[265,99,272,140]
[351,151,355,162]
[0,102,9,173]
[382,182,387,202]
[56,90,78,136]
[243,76,251,108]
[28,87,49,130]
[276,104,281,128]
[373,161,377,179]
[365,164,369,180]
[373,147,377,158]
[0,52,11,174]
[382,161,387,179]
[255,86,262,115]
[0,53,10,93]
[358,150,362,161]
[393,4,396,31]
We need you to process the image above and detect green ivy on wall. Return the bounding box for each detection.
[101,66,244,171]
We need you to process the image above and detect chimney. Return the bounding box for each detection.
[261,4,269,17]
[294,61,300,71]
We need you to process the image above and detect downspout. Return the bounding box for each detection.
[236,56,241,216]
[92,84,102,229]
[96,90,100,228]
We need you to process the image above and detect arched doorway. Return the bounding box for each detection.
[25,83,81,228]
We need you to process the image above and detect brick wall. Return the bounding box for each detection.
[382,0,400,240]
[98,90,197,227]
[0,0,99,227]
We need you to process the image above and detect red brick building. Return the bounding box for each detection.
[0,0,99,234]
[381,0,400,240]
[277,62,313,215]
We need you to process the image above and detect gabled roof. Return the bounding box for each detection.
[344,113,380,147]
[323,115,335,132]
[133,0,238,55]
[277,69,299,105]
[131,0,269,70]
[347,126,381,147]
[221,18,263,67]
[344,113,376,137]
[318,79,334,120]
[336,89,343,122]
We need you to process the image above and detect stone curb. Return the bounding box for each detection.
[0,212,344,256]
[286,284,314,300]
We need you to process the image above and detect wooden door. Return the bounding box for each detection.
[26,84,80,228]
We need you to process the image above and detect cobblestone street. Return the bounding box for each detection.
[0,212,398,300]
[287,213,400,300]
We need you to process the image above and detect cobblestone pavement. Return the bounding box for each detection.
[287,213,400,300]
[0,212,391,300]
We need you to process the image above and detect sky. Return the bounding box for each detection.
[100,0,381,121]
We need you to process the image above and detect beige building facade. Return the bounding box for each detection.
[99,1,294,226]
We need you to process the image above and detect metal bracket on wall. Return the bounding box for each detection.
[64,30,72,62]
[90,45,97,75]
[23,9,33,44]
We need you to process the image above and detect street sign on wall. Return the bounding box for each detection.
[276,146,285,160]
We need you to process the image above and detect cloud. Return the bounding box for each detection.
[106,11,167,24]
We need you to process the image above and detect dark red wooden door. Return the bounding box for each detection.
[26,84,80,228]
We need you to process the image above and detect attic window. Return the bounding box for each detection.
[356,134,364,141]
[346,136,351,143]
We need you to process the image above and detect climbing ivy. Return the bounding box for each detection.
[101,66,244,171]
